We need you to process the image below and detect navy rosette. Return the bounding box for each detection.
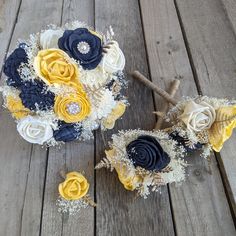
[58,28,103,70]
[53,122,82,142]
[3,47,28,88]
[20,80,55,111]
[126,135,170,171]
[170,132,202,152]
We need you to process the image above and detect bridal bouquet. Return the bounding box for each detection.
[1,21,127,145]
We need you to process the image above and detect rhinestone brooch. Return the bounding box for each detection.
[67,102,81,115]
[77,41,90,54]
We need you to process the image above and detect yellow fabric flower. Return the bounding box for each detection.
[102,102,126,129]
[6,95,30,119]
[59,172,89,200]
[105,149,142,191]
[34,49,80,86]
[54,90,91,123]
[208,105,236,152]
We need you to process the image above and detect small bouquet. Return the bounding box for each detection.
[96,130,187,198]
[131,71,236,158]
[166,96,236,157]
[1,21,127,145]
[57,171,96,215]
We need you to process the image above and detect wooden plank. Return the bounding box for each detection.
[95,0,175,235]
[0,111,39,236]
[175,0,236,220]
[40,1,95,236]
[221,0,236,34]
[140,0,236,235]
[220,0,236,215]
[0,0,63,235]
[0,0,21,70]
[40,141,95,236]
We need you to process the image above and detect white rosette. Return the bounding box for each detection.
[17,116,54,144]
[179,100,216,132]
[40,29,64,49]
[102,41,125,74]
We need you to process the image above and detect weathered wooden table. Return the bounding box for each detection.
[0,0,236,235]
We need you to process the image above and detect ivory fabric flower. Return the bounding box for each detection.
[6,95,30,119]
[102,102,126,129]
[80,66,109,86]
[54,91,91,123]
[59,171,89,200]
[34,49,80,85]
[208,105,236,152]
[179,100,216,132]
[40,29,63,49]
[105,149,142,191]
[17,116,54,144]
[102,41,125,74]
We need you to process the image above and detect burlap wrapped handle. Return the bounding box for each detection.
[130,70,180,129]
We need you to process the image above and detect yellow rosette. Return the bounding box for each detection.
[54,90,91,123]
[6,95,30,119]
[102,102,126,129]
[34,49,80,86]
[208,105,236,152]
[105,149,142,191]
[59,172,89,200]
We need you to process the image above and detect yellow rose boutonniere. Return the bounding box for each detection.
[54,90,91,123]
[208,105,236,152]
[59,171,89,200]
[102,102,126,129]
[34,49,80,86]
[6,95,30,119]
[57,170,96,215]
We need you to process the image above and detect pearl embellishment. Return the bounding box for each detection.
[77,41,90,54]
[67,102,81,115]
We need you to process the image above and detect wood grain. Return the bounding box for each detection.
[95,0,175,235]
[40,1,95,236]
[0,0,21,71]
[0,0,235,235]
[175,0,236,220]
[140,0,236,235]
[221,0,236,34]
[41,141,95,236]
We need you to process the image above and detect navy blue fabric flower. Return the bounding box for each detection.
[3,47,28,88]
[53,121,82,142]
[170,132,202,152]
[126,135,170,171]
[20,80,55,111]
[58,28,103,70]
